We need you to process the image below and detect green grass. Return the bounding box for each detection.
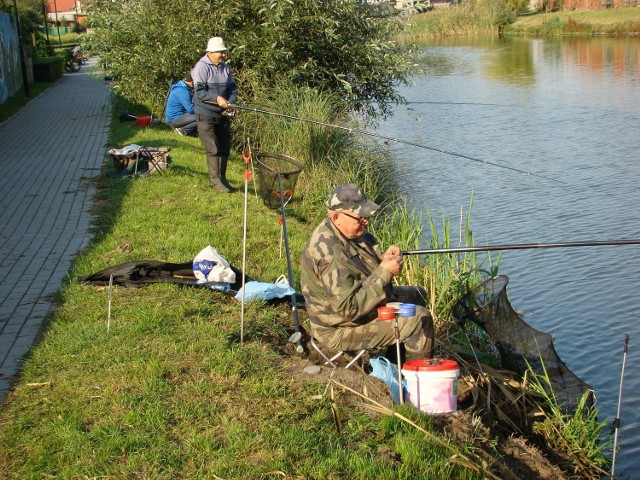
[0,83,55,124]
[507,8,640,35]
[403,5,640,38]
[0,93,494,479]
[0,86,609,478]
[525,357,612,478]
[401,1,515,39]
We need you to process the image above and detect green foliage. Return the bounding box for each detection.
[505,0,530,15]
[525,357,611,478]
[33,56,63,81]
[371,195,500,325]
[85,0,417,119]
[404,0,517,38]
[231,84,395,224]
[541,16,567,35]
[1,0,49,52]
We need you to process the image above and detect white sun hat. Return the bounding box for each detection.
[206,37,227,52]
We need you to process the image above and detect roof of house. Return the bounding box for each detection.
[48,0,79,13]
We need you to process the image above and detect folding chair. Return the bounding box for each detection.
[138,146,171,174]
[309,336,367,370]
[108,145,172,176]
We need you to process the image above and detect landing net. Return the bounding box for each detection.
[454,275,592,412]
[255,153,304,209]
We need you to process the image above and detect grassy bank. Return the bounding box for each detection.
[0,91,496,479]
[403,5,640,38]
[507,8,640,35]
[402,1,515,38]
[0,82,610,477]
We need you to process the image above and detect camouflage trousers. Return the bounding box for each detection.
[311,286,434,360]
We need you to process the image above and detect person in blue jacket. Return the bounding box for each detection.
[191,36,238,193]
[166,72,197,136]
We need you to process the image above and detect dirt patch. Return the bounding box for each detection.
[278,337,569,480]
[280,344,394,409]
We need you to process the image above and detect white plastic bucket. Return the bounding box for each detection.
[402,358,459,414]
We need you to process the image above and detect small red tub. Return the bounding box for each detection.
[377,306,397,321]
[136,115,152,127]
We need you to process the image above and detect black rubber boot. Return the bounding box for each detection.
[219,155,237,192]
[207,156,232,192]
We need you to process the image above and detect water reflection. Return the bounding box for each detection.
[560,37,640,77]
[483,38,536,85]
[413,35,639,87]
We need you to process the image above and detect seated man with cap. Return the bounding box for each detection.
[300,183,434,361]
[166,72,197,136]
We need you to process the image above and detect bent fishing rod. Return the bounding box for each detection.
[401,239,640,256]
[234,104,566,185]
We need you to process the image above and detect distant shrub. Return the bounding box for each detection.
[541,16,566,35]
[33,57,63,82]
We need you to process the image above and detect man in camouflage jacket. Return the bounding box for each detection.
[300,184,434,360]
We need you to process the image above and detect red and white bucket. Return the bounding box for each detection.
[402,358,459,414]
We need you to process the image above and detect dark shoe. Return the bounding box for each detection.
[207,156,230,192]
[211,180,233,192]
[220,179,237,193]
[219,155,237,192]
[173,128,186,136]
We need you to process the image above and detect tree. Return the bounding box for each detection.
[1,0,47,45]
[85,0,416,119]
[505,0,530,14]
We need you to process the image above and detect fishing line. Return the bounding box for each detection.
[405,101,504,106]
[235,104,566,185]
[401,239,640,256]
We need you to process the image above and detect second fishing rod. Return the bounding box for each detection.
[400,239,640,256]
[234,104,566,185]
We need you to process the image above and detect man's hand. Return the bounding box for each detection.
[216,96,230,109]
[381,245,404,276]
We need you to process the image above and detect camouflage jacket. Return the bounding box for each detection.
[300,218,393,328]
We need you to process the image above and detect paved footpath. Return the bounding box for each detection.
[0,58,112,402]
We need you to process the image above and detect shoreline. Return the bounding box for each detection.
[403,7,640,38]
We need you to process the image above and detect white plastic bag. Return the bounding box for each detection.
[192,246,236,284]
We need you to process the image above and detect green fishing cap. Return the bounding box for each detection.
[326,183,380,218]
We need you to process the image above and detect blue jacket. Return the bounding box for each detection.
[165,80,195,123]
[191,55,237,118]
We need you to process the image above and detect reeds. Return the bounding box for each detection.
[371,195,499,328]
[402,0,516,39]
[525,357,612,479]
[232,85,395,222]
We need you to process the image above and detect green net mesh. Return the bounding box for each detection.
[255,153,304,209]
[454,275,592,412]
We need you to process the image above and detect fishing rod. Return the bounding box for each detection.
[401,239,640,256]
[611,334,629,480]
[235,104,566,185]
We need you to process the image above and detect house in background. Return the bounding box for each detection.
[47,0,88,31]
[529,0,637,10]
[562,0,637,9]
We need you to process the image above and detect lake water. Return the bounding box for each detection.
[375,36,640,477]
